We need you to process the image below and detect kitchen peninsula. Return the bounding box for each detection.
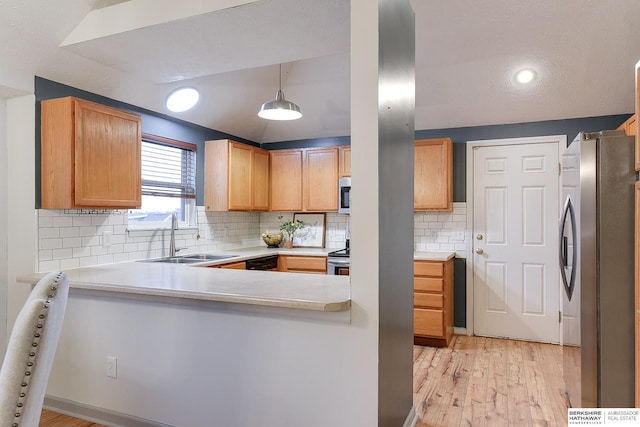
[15,247,454,425]
[18,247,351,313]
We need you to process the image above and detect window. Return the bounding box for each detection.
[128,134,197,228]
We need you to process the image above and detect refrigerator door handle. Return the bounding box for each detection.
[559,197,577,301]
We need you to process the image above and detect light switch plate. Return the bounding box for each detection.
[452,231,465,241]
[102,231,113,247]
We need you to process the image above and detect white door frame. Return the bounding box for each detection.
[465,134,568,336]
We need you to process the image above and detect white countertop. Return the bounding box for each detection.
[17,259,351,312]
[17,247,455,313]
[414,251,456,261]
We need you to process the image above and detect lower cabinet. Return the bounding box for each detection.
[210,261,246,270]
[414,258,454,347]
[279,255,327,274]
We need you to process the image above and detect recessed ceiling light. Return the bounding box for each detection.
[515,68,537,85]
[166,87,199,112]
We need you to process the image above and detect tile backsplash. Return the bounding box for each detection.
[36,203,468,271]
[413,202,468,258]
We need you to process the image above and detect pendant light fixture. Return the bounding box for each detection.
[258,64,302,120]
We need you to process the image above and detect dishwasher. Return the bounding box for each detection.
[245,255,279,271]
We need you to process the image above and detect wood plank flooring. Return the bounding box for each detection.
[40,335,567,426]
[414,335,569,427]
[39,409,105,427]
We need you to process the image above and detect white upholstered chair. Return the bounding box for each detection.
[0,271,69,427]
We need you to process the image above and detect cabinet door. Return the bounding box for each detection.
[339,146,351,177]
[270,150,303,211]
[228,142,253,210]
[305,147,339,211]
[636,61,640,172]
[414,308,444,337]
[636,181,640,406]
[414,138,453,211]
[252,148,270,211]
[74,99,141,207]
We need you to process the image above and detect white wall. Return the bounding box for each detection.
[47,292,372,426]
[0,97,7,358]
[6,95,36,338]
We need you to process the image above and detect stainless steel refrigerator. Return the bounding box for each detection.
[559,130,636,408]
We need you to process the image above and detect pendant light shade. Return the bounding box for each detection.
[258,64,302,120]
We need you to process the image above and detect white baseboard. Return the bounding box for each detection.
[454,327,467,335]
[44,396,174,427]
[403,406,418,427]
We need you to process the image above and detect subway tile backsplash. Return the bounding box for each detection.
[35,202,468,271]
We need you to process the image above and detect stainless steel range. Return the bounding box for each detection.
[327,247,350,275]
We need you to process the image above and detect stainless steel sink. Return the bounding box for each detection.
[139,254,238,264]
[142,257,204,264]
[180,254,237,260]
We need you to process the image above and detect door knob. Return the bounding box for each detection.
[476,234,483,240]
[475,248,484,255]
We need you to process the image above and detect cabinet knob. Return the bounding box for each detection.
[476,234,483,240]
[475,248,484,255]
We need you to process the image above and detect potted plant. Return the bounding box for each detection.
[279,216,305,248]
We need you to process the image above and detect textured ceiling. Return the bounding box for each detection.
[1,0,639,143]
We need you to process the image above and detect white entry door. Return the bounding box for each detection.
[473,142,560,343]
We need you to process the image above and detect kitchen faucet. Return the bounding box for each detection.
[169,212,182,257]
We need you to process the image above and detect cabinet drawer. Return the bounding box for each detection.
[282,256,326,271]
[414,293,443,309]
[218,261,246,270]
[414,261,443,277]
[414,308,444,338]
[414,277,443,293]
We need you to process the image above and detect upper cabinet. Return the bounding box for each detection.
[204,139,270,211]
[305,147,339,211]
[270,147,339,212]
[41,96,141,209]
[617,114,637,137]
[636,61,640,172]
[414,138,453,211]
[270,149,304,211]
[339,146,351,177]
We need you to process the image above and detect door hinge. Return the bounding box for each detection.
[558,162,561,176]
[558,311,562,323]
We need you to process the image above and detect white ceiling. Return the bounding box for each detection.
[1,0,639,143]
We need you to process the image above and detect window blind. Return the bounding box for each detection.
[141,137,196,199]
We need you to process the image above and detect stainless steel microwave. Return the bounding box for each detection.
[339,177,351,214]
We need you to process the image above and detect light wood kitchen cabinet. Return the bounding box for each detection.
[270,147,339,212]
[636,61,640,172]
[41,96,141,209]
[270,149,304,211]
[305,147,339,211]
[414,138,453,211]
[212,260,246,270]
[414,258,453,347]
[617,114,636,137]
[339,146,351,177]
[279,255,327,274]
[204,139,270,211]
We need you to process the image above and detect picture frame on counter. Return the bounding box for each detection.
[293,213,326,248]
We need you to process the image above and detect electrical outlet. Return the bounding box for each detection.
[452,231,465,241]
[102,231,113,248]
[429,229,438,238]
[106,356,117,378]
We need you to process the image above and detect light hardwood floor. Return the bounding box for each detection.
[39,409,105,427]
[414,335,570,427]
[41,335,568,426]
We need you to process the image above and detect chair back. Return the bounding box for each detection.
[0,271,69,426]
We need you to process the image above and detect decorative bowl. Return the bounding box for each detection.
[261,232,283,248]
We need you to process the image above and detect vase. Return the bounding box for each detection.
[285,241,293,249]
